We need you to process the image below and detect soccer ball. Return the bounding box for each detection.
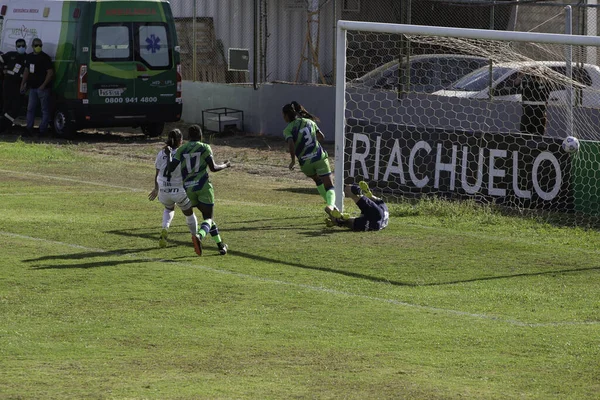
[562,136,580,153]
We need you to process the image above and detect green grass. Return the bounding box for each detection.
[1,138,599,399]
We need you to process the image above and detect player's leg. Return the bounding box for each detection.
[358,181,374,199]
[185,189,205,256]
[176,192,198,236]
[209,221,228,255]
[302,160,328,203]
[158,191,176,248]
[315,157,336,208]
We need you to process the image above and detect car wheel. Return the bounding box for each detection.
[142,122,165,137]
[53,106,76,138]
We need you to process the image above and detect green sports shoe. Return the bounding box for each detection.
[359,181,374,199]
[330,208,350,221]
[158,229,168,248]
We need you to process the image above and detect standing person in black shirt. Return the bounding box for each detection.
[20,38,54,136]
[0,39,27,133]
[493,69,552,136]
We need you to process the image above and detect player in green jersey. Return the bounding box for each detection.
[282,101,336,214]
[168,125,231,256]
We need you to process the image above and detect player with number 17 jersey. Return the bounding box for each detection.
[173,141,215,206]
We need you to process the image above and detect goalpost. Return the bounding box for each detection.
[335,20,600,221]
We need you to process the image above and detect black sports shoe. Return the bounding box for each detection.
[218,243,228,255]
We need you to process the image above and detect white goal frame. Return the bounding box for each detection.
[334,21,600,211]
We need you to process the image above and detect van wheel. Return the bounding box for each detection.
[141,122,165,137]
[53,107,76,138]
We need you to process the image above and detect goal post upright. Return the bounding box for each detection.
[334,21,347,211]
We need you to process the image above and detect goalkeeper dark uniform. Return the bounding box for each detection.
[326,181,389,231]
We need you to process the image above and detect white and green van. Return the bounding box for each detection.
[0,0,182,137]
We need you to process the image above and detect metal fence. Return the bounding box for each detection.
[170,0,600,86]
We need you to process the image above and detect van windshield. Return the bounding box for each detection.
[450,67,512,91]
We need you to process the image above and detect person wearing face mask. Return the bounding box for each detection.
[0,39,27,133]
[20,38,54,137]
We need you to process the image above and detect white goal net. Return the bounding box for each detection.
[335,21,600,222]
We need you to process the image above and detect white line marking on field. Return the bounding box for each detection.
[2,230,598,328]
[0,169,146,192]
[0,190,132,196]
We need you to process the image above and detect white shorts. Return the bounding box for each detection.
[158,187,192,211]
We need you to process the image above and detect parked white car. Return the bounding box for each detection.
[350,54,489,93]
[433,61,600,107]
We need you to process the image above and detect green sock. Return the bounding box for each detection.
[198,219,212,239]
[325,188,336,208]
[316,184,327,202]
[210,223,222,244]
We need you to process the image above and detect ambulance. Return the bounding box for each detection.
[0,0,182,137]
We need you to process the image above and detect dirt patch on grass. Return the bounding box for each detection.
[1,122,335,182]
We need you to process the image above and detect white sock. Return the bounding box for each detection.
[162,209,175,229]
[186,214,198,235]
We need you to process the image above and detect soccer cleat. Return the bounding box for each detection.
[359,181,374,199]
[158,229,168,248]
[330,208,349,221]
[192,234,203,256]
[218,242,228,255]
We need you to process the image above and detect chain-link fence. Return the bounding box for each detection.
[170,0,600,86]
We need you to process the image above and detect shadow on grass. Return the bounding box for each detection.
[29,258,150,270]
[23,246,159,263]
[272,187,320,196]
[229,247,600,287]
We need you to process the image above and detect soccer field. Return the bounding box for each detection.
[1,133,599,399]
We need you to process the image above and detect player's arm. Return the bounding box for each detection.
[148,168,160,201]
[316,128,325,144]
[287,138,296,170]
[207,156,231,172]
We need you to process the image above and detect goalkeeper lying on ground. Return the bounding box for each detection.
[326,181,389,231]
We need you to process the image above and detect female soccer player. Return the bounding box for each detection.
[325,181,389,231]
[148,129,201,252]
[282,101,336,212]
[167,125,231,256]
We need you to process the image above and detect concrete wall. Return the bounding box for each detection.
[182,81,600,142]
[181,81,337,140]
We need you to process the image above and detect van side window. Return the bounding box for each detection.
[137,24,171,69]
[93,24,132,61]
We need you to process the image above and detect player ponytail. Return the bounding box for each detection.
[291,101,320,122]
[282,103,297,122]
[164,128,183,155]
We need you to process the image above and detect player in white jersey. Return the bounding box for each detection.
[148,129,202,253]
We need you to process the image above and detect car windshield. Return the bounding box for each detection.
[449,66,513,91]
[353,61,398,87]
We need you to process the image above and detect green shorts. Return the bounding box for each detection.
[186,182,215,206]
[300,156,332,177]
